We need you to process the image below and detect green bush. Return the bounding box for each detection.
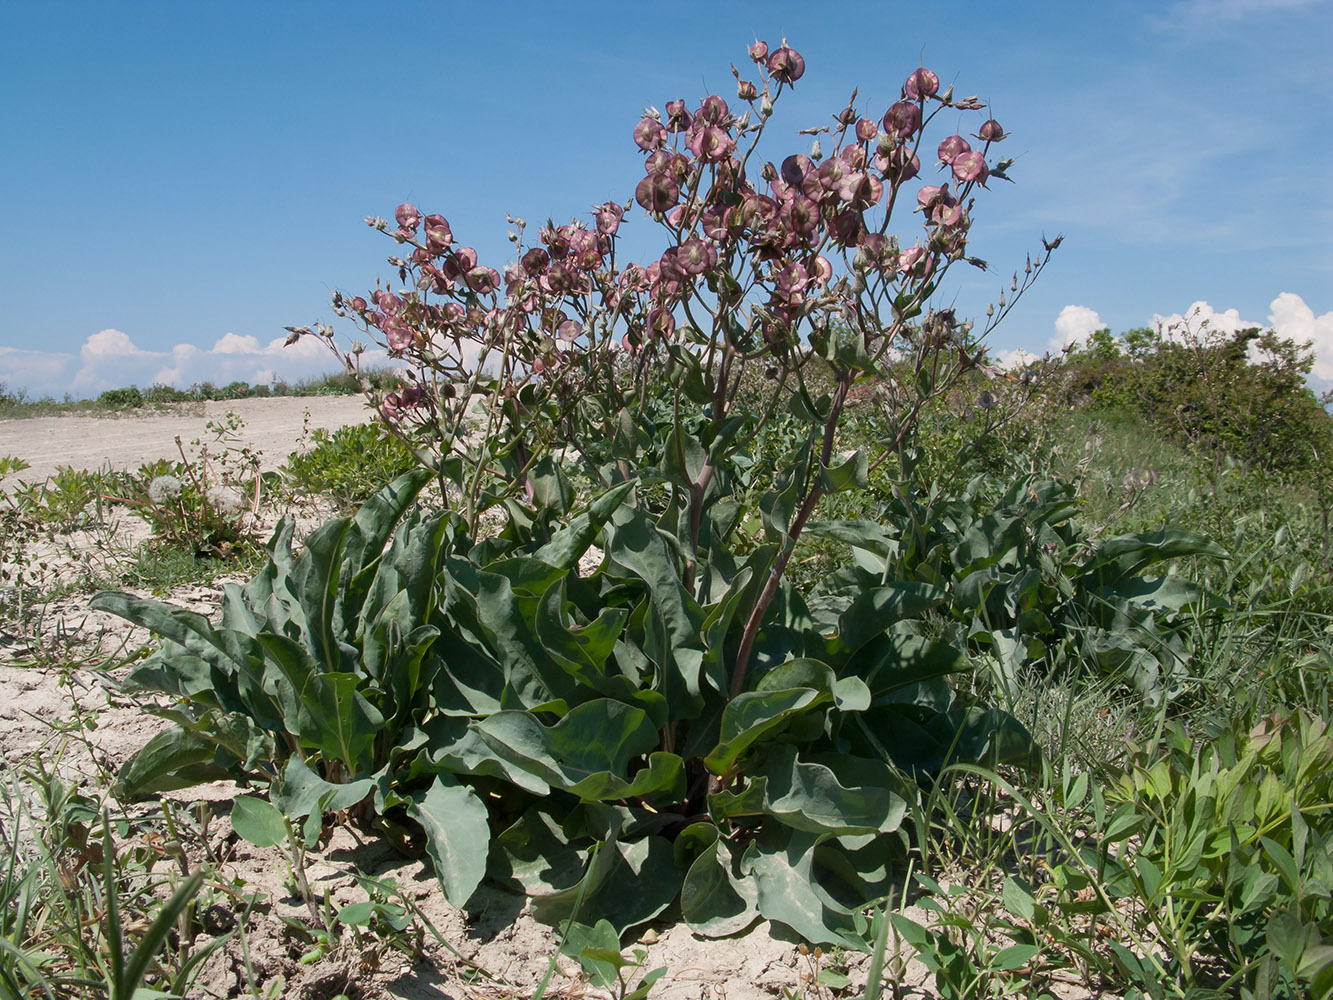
[280,422,416,509]
[97,387,144,409]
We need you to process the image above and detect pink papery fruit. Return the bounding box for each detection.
[767,46,805,84]
[883,100,922,139]
[903,67,939,100]
[952,151,989,185]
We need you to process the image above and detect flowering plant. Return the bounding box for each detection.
[113,43,1075,946]
[299,39,1056,693]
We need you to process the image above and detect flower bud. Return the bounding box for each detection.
[855,118,877,143]
[737,78,758,100]
[978,119,1004,142]
[810,139,822,161]
[760,95,774,117]
[749,39,769,63]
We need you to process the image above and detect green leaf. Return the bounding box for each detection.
[115,725,236,797]
[819,448,868,493]
[530,455,575,515]
[706,684,825,775]
[741,828,868,948]
[531,836,680,937]
[407,772,490,907]
[824,584,947,666]
[256,632,384,772]
[990,943,1039,971]
[270,757,374,820]
[758,745,906,835]
[680,837,759,937]
[536,481,635,571]
[230,796,287,848]
[474,699,664,799]
[1002,877,1037,922]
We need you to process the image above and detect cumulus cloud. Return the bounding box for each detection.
[1050,305,1105,353]
[992,347,1043,371]
[1151,301,1259,345]
[1269,292,1333,385]
[1152,295,1333,389]
[6,328,388,400]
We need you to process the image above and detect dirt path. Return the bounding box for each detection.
[0,396,374,486]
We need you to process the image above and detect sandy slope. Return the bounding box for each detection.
[0,396,374,486]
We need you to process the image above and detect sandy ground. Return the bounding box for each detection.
[0,396,375,486]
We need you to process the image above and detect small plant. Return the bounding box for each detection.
[280,420,416,511]
[107,414,263,558]
[96,386,145,409]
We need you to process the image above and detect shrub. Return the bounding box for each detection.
[280,422,417,509]
[97,386,144,409]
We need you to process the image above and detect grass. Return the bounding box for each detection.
[1,382,1331,999]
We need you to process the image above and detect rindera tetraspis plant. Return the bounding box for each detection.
[98,44,1088,946]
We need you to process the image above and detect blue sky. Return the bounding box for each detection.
[1,0,1330,398]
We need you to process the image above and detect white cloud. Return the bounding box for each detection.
[6,328,387,400]
[992,347,1043,370]
[0,346,77,399]
[1050,305,1105,353]
[1151,301,1260,346]
[1269,292,1333,385]
[1152,295,1333,389]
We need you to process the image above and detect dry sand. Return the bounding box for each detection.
[0,396,374,486]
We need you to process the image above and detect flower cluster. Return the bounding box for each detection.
[308,40,1043,525]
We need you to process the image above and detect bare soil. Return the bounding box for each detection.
[0,396,374,487]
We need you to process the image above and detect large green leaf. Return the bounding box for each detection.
[741,827,870,948]
[255,632,383,772]
[230,796,287,848]
[115,724,237,797]
[270,757,374,820]
[534,480,634,571]
[473,699,666,800]
[823,583,947,666]
[1079,527,1226,588]
[606,507,707,715]
[757,745,907,836]
[407,772,491,907]
[706,686,822,775]
[530,836,680,936]
[678,825,759,937]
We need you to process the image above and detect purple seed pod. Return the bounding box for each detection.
[635,172,681,213]
[951,150,989,185]
[882,100,922,139]
[937,135,971,165]
[903,67,939,101]
[634,117,668,151]
[767,46,805,84]
[395,203,421,232]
